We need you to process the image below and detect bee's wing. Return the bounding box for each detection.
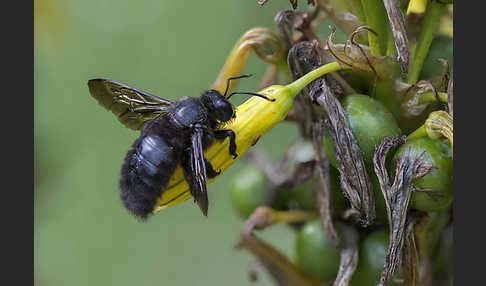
[182,128,209,216]
[88,78,173,130]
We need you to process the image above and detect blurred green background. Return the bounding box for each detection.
[34,0,318,285]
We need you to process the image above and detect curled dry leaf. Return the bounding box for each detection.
[322,26,397,81]
[316,84,376,227]
[382,0,410,73]
[400,80,444,119]
[373,136,433,286]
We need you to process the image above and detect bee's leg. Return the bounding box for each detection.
[204,158,221,178]
[214,129,237,159]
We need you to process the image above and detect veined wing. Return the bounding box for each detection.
[88,78,173,130]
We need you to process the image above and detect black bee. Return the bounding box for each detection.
[88,75,274,220]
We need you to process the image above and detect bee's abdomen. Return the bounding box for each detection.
[119,134,178,220]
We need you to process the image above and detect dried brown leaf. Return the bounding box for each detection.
[312,85,376,226]
[373,136,433,286]
[382,0,410,73]
[400,80,441,119]
[322,26,398,81]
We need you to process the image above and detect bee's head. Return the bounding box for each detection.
[201,89,235,122]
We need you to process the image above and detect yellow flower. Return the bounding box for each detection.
[154,61,342,214]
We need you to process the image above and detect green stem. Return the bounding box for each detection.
[417,91,448,104]
[386,27,396,56]
[351,0,367,25]
[374,79,401,119]
[408,1,447,84]
[361,0,390,56]
[286,62,342,96]
[407,124,428,140]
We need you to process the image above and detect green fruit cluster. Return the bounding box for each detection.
[230,91,452,284]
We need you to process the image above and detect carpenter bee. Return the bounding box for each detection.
[88,75,274,220]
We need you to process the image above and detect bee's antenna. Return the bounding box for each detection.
[227,91,275,102]
[223,74,253,98]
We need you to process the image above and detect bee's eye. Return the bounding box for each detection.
[215,102,233,122]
